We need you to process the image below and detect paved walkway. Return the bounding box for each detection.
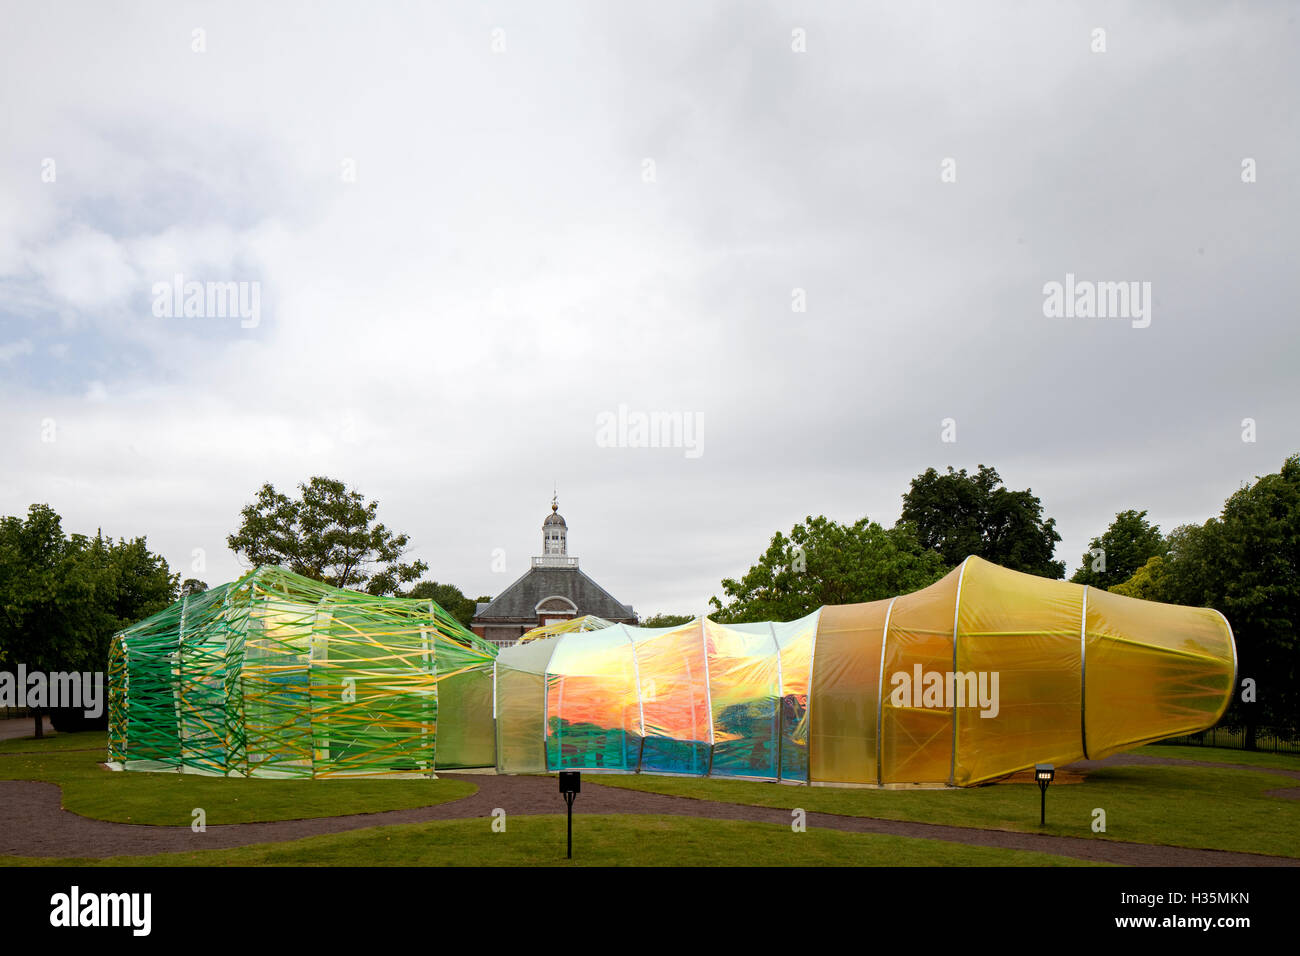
[0,717,52,740]
[1,767,1296,866]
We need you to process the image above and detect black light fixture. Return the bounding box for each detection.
[559,770,581,859]
[1034,763,1055,826]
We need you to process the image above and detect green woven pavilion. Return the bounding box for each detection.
[107,567,498,778]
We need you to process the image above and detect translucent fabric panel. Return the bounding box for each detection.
[435,669,496,769]
[308,601,439,777]
[1084,588,1234,758]
[434,615,501,769]
[176,585,233,774]
[110,566,498,777]
[107,635,127,763]
[242,593,316,776]
[775,612,817,780]
[954,560,1083,786]
[706,621,780,779]
[124,630,182,767]
[880,568,960,785]
[309,605,378,775]
[496,665,548,773]
[634,621,711,774]
[809,600,889,785]
[494,637,555,773]
[545,625,641,771]
[221,581,252,772]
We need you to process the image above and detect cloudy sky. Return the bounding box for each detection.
[1,1,1296,617]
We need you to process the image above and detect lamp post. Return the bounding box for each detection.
[1034,763,1055,826]
[559,770,580,859]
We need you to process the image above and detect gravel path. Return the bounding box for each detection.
[2,761,1297,866]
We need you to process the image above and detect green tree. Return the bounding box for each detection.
[0,505,177,736]
[1201,457,1300,741]
[181,578,209,596]
[640,613,695,628]
[107,537,179,631]
[227,477,427,595]
[1111,523,1225,607]
[900,465,1065,578]
[60,532,177,731]
[0,506,94,736]
[404,580,477,629]
[709,516,948,623]
[1070,509,1168,589]
[1110,455,1300,743]
[1108,554,1169,601]
[1147,523,1222,608]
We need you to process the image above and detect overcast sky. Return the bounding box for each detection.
[1,1,1296,617]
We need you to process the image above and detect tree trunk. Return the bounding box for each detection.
[32,708,43,739]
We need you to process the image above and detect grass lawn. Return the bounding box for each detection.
[1137,743,1300,771]
[0,735,475,826]
[0,730,112,753]
[3,732,1294,863]
[590,762,1300,859]
[0,814,1106,867]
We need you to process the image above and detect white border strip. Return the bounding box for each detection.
[770,622,783,781]
[1212,608,1239,723]
[876,596,896,787]
[949,557,971,787]
[804,607,823,784]
[1080,585,1089,760]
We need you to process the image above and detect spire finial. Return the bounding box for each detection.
[552,484,558,512]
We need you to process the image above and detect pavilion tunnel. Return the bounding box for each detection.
[491,556,1236,787]
[108,557,1236,786]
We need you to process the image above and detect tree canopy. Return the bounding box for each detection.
[640,612,695,628]
[227,476,427,596]
[1107,554,1169,602]
[403,580,484,629]
[0,504,177,735]
[1111,455,1300,736]
[1070,509,1168,589]
[709,515,948,623]
[900,464,1065,578]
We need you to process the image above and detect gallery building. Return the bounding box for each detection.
[470,497,637,647]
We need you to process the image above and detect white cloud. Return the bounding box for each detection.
[32,226,136,312]
[0,339,34,362]
[0,2,1296,612]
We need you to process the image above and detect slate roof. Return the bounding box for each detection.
[473,566,635,622]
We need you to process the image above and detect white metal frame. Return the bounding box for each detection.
[1079,586,1089,760]
[803,608,823,784]
[948,557,971,787]
[875,597,897,786]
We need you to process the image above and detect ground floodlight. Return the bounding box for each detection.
[1035,763,1055,826]
[559,770,580,858]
